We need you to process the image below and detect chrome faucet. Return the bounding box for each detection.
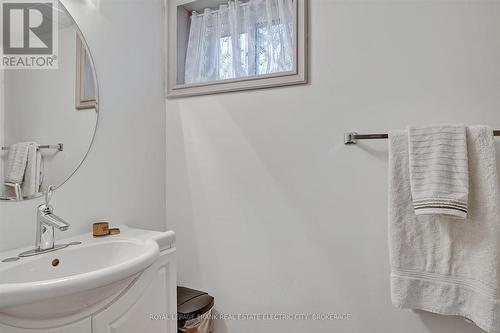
[19,186,71,257]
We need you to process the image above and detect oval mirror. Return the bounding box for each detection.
[0,0,98,200]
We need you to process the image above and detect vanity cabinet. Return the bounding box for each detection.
[92,248,177,333]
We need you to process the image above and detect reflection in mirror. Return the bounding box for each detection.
[0,1,98,200]
[76,34,97,110]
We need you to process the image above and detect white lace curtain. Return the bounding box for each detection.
[184,0,294,84]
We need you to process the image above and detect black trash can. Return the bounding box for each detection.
[177,286,215,333]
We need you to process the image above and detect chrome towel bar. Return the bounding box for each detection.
[1,143,64,151]
[345,131,500,145]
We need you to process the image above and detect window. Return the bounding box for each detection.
[167,0,307,98]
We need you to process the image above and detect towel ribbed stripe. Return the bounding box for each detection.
[411,164,469,168]
[412,184,468,190]
[414,201,467,208]
[414,202,467,210]
[410,156,468,161]
[414,199,468,212]
[414,205,467,213]
[414,198,468,206]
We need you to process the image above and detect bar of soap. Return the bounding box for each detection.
[93,222,109,237]
[109,228,120,235]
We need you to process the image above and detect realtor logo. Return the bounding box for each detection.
[1,0,58,69]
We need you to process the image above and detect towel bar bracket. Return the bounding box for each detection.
[344,132,388,144]
[344,132,357,145]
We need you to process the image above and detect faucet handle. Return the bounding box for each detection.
[45,185,55,206]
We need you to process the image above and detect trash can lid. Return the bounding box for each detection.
[177,286,214,318]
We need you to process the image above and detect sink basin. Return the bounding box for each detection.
[0,233,160,320]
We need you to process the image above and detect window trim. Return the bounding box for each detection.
[165,0,308,98]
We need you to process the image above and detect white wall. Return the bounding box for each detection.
[166,1,500,332]
[0,0,166,252]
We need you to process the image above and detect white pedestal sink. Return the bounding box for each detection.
[0,226,176,323]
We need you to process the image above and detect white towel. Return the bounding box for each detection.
[21,144,42,197]
[408,125,468,219]
[4,142,31,184]
[389,126,500,333]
